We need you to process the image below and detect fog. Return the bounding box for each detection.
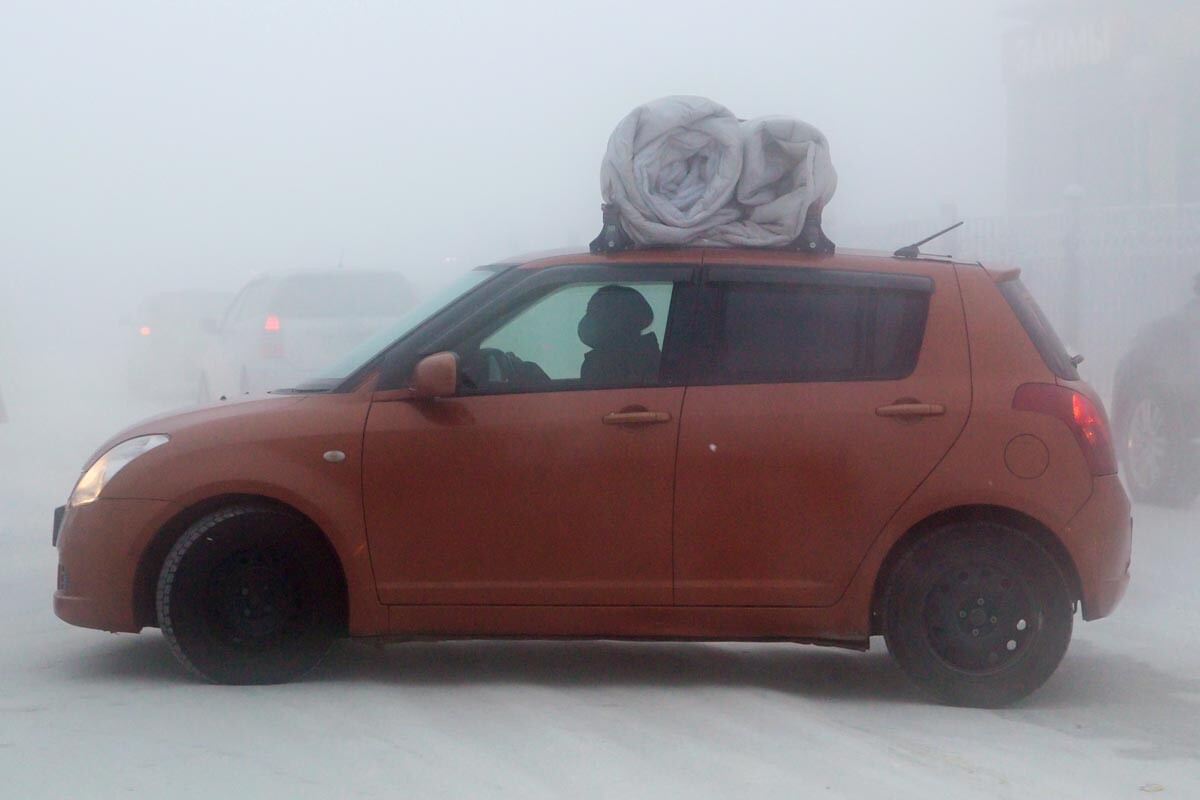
[1,0,1038,470]
[3,2,1200,796]
[1,3,1006,319]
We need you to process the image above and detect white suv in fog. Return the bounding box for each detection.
[198,270,416,401]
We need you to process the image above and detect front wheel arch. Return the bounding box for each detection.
[133,494,348,636]
[870,505,1081,635]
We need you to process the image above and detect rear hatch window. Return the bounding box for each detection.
[274,274,414,319]
[997,278,1079,380]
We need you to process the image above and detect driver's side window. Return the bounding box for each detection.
[456,280,674,394]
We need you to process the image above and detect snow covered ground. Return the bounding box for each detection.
[2,368,1198,799]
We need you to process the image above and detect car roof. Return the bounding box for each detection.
[256,269,411,280]
[498,245,981,276]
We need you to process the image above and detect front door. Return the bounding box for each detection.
[673,255,971,606]
[362,266,692,606]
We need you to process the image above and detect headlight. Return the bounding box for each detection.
[69,435,170,507]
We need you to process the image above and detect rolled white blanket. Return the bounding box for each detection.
[710,116,838,247]
[598,97,837,250]
[600,96,743,246]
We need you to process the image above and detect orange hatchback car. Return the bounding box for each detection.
[54,246,1131,706]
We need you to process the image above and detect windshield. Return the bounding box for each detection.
[299,268,499,387]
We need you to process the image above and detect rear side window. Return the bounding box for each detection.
[997,278,1079,380]
[695,275,931,384]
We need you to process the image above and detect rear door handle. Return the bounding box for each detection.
[603,411,673,425]
[875,403,946,418]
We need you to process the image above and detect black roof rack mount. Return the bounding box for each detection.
[589,203,635,254]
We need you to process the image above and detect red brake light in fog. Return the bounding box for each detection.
[1013,383,1117,476]
[139,325,151,336]
[260,314,284,358]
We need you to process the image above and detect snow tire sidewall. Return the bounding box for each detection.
[883,523,1074,708]
[156,504,339,685]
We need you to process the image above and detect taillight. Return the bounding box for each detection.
[1013,383,1117,475]
[260,314,284,358]
[139,325,151,336]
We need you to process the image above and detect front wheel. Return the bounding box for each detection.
[883,523,1073,707]
[157,505,343,684]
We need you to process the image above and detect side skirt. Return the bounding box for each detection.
[384,604,870,651]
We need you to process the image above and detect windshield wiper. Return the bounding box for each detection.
[273,381,337,394]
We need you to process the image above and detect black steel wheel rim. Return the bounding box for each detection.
[205,548,307,648]
[921,560,1040,674]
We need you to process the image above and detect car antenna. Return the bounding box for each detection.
[893,221,964,259]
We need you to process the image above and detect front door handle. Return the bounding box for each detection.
[603,410,673,425]
[875,402,946,418]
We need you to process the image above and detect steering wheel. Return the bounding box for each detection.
[461,347,552,391]
[459,348,519,389]
[479,348,518,383]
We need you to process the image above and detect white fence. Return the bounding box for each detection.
[839,203,1200,399]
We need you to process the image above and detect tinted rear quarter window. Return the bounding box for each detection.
[996,278,1079,380]
[697,273,931,384]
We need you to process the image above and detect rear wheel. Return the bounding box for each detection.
[157,504,343,684]
[883,523,1073,707]
[1122,389,1200,506]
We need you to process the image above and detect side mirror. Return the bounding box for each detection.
[201,318,220,335]
[410,351,458,399]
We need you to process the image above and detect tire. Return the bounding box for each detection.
[882,522,1073,707]
[157,504,342,684]
[1119,389,1200,507]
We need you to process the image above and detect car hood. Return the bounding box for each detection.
[83,393,305,470]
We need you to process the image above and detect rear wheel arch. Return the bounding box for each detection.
[133,494,348,635]
[869,505,1081,635]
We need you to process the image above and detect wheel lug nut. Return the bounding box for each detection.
[977,598,985,605]
[959,611,967,618]
[990,616,997,624]
[972,629,979,636]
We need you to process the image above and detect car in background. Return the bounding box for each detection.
[198,271,415,401]
[126,290,233,401]
[1111,274,1200,506]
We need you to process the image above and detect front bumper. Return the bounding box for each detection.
[54,498,176,633]
[1062,474,1132,620]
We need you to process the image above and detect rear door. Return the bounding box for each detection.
[673,254,970,606]
[204,279,273,396]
